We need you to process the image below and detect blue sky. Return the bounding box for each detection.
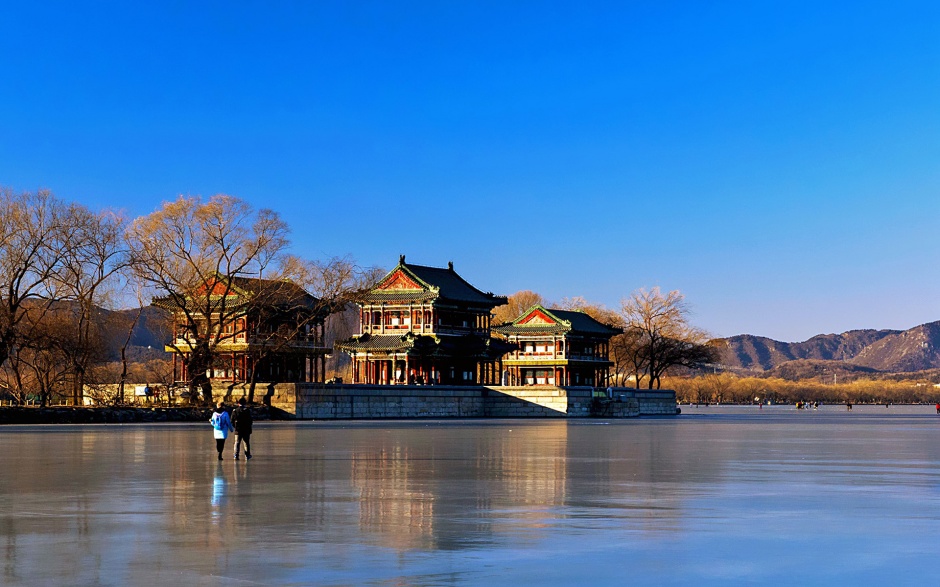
[2,1,939,341]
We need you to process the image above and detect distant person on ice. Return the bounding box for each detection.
[210,401,235,461]
[232,398,253,460]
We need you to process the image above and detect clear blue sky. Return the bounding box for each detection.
[2,1,939,342]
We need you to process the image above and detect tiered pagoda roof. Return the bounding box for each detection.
[359,256,507,308]
[494,305,622,337]
[153,273,322,312]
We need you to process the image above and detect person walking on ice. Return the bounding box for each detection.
[232,397,253,460]
[210,401,235,461]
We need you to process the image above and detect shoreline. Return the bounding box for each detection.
[0,406,276,425]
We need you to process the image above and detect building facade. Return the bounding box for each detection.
[160,276,331,385]
[336,256,511,385]
[494,305,621,387]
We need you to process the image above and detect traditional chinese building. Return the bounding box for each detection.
[158,275,332,385]
[494,305,621,387]
[336,256,511,385]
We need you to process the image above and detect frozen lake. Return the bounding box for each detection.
[2,405,940,586]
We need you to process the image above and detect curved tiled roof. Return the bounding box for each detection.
[152,273,323,312]
[405,263,506,306]
[493,304,622,337]
[548,308,622,335]
[358,290,437,303]
[360,257,507,307]
[494,324,567,335]
[334,334,417,352]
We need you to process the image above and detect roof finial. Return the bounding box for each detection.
[400,254,406,265]
[448,261,453,271]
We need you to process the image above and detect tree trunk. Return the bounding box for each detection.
[11,359,24,405]
[184,340,213,405]
[247,355,261,404]
[187,373,213,406]
[118,344,128,406]
[118,306,144,406]
[0,330,14,372]
[201,378,214,406]
[72,367,85,406]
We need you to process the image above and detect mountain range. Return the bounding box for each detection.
[720,321,940,376]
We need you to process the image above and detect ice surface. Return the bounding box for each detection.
[1,405,939,586]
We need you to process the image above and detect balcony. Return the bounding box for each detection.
[506,352,608,364]
[170,334,329,354]
[362,323,434,335]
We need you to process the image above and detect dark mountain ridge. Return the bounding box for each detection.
[721,321,940,374]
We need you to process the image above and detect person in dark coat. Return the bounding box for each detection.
[232,397,253,460]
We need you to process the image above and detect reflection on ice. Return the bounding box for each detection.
[211,466,225,510]
[0,407,939,585]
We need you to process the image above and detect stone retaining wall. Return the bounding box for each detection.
[278,385,485,419]
[483,386,594,417]
[603,387,679,415]
[7,386,677,423]
[591,397,641,418]
[271,384,676,419]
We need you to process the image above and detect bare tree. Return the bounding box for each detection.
[4,304,77,406]
[126,194,290,405]
[241,255,381,402]
[610,327,647,387]
[112,286,158,405]
[0,189,72,371]
[493,290,546,325]
[54,205,130,404]
[618,287,718,389]
[554,296,621,324]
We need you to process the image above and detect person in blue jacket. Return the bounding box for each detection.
[209,401,235,461]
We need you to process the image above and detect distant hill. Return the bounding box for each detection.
[96,305,172,361]
[763,359,880,381]
[721,321,940,375]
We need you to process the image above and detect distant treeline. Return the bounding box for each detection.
[666,373,940,405]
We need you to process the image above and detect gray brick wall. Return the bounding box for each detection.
[271,384,677,419]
